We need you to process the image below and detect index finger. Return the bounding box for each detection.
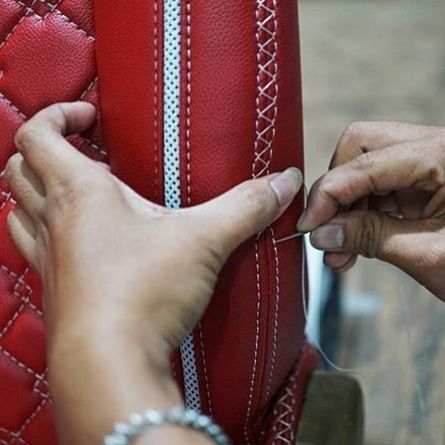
[298,138,445,231]
[14,102,96,183]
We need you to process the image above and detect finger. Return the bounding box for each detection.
[4,154,45,220]
[324,252,357,273]
[331,121,443,168]
[423,186,445,218]
[7,207,38,269]
[298,139,445,232]
[310,210,445,283]
[14,102,96,183]
[196,167,303,255]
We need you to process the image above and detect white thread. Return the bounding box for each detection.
[245,0,280,441]
[243,239,262,445]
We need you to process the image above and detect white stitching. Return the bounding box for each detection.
[243,238,262,445]
[0,266,44,318]
[265,228,280,403]
[0,92,27,119]
[244,0,279,443]
[271,373,297,445]
[79,76,98,100]
[0,267,32,338]
[0,427,28,445]
[252,0,279,180]
[10,398,48,445]
[0,9,32,52]
[198,322,212,415]
[185,0,192,205]
[0,345,45,381]
[153,0,160,201]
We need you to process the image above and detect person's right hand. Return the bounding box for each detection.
[298,122,445,300]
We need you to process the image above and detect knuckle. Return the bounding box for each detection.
[341,122,367,147]
[14,122,41,152]
[333,122,369,167]
[353,213,383,258]
[4,155,19,182]
[243,180,277,216]
[352,151,374,171]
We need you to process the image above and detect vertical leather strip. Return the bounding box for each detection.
[94,0,163,202]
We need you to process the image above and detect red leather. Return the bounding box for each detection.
[0,1,318,444]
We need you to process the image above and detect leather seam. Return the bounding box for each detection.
[0,267,32,338]
[245,0,280,442]
[184,0,212,414]
[13,397,49,444]
[0,345,45,381]
[0,265,44,318]
[153,0,160,202]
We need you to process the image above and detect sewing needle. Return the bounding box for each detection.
[275,232,306,244]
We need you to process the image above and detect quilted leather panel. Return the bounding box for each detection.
[0,1,106,443]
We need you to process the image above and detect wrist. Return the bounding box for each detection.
[47,316,182,445]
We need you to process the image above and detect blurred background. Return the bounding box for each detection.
[299,1,445,444]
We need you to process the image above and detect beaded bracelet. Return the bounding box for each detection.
[104,407,231,445]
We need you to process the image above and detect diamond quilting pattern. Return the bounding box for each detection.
[0,1,106,443]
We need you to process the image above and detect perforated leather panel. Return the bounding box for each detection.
[0,1,106,443]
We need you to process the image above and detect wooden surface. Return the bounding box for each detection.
[299,2,445,444]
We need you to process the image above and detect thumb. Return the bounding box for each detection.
[197,167,303,255]
[310,210,445,279]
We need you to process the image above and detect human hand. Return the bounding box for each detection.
[5,102,302,444]
[6,101,303,360]
[299,121,445,300]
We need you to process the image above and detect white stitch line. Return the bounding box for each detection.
[9,0,95,40]
[153,0,160,199]
[0,267,32,338]
[243,238,262,445]
[0,427,28,445]
[79,76,98,100]
[198,322,212,415]
[265,228,280,403]
[185,0,192,205]
[0,9,32,52]
[10,398,48,445]
[0,92,27,119]
[245,0,279,442]
[0,266,44,318]
[0,345,44,381]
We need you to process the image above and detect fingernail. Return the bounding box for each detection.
[310,224,345,251]
[270,167,303,207]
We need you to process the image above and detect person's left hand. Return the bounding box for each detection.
[5,102,302,444]
[6,101,302,359]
